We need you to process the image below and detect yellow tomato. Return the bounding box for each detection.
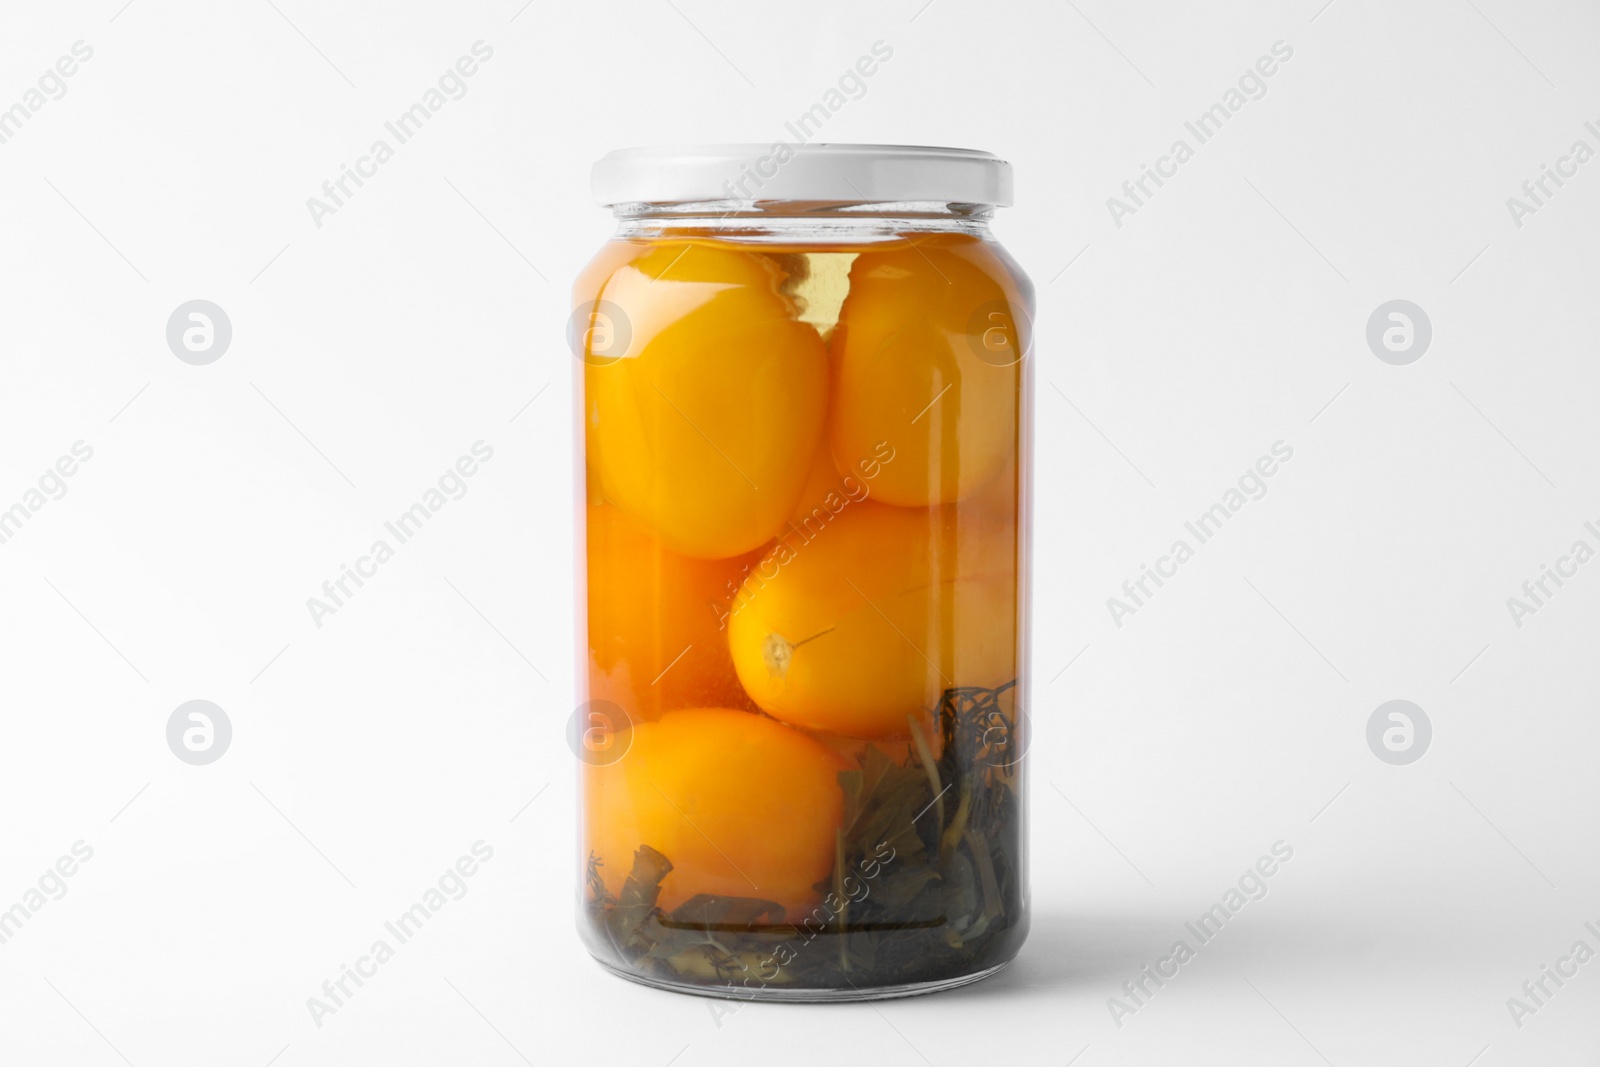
[829,234,1031,507]
[783,435,881,543]
[959,457,1021,576]
[584,242,828,559]
[586,708,848,919]
[726,499,1018,739]
[571,237,647,323]
[585,504,755,723]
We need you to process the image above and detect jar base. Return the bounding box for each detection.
[591,955,1012,1003]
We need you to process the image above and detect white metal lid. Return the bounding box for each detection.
[591,144,1013,208]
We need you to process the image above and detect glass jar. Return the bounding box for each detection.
[571,145,1033,1001]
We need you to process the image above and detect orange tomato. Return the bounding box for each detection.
[784,434,886,537]
[726,499,1018,739]
[586,708,848,919]
[585,504,755,723]
[829,234,1031,507]
[571,237,647,323]
[583,242,828,559]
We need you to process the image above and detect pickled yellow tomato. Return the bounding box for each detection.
[586,708,848,920]
[584,242,828,559]
[829,235,1031,507]
[785,434,879,530]
[585,503,757,723]
[726,499,1018,739]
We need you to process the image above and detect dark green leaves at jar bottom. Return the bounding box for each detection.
[584,682,1025,991]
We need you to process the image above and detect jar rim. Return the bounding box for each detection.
[591,143,1013,210]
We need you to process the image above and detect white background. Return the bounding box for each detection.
[1,0,1597,1064]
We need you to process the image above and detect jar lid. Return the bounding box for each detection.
[591,144,1013,208]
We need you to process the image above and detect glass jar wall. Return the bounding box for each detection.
[572,146,1033,1001]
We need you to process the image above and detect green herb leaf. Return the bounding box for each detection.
[586,680,1027,990]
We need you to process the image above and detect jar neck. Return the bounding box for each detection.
[612,200,994,243]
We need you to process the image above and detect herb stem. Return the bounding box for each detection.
[906,714,944,835]
[939,777,973,864]
[834,828,849,971]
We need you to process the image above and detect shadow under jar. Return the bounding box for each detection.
[571,144,1034,1001]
